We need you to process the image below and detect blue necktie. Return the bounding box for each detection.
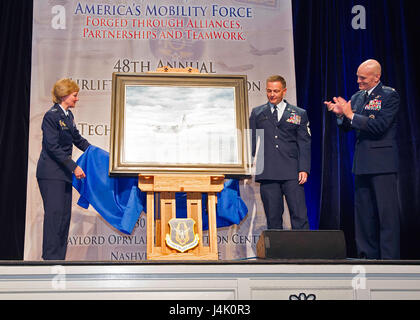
[360,91,369,114]
[363,91,370,105]
[273,105,278,122]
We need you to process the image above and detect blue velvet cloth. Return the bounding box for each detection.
[72,146,248,234]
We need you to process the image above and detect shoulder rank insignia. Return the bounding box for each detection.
[166,218,199,253]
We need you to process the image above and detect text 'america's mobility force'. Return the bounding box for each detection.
[74,3,253,18]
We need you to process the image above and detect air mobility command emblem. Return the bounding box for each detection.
[166,218,199,253]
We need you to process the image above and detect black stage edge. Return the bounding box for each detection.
[1,259,420,266]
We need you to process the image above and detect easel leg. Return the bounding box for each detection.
[146,192,154,256]
[187,192,202,255]
[161,191,176,254]
[207,192,218,256]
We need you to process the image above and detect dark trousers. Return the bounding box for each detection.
[260,180,309,230]
[37,179,72,260]
[354,173,400,260]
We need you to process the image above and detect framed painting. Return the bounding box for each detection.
[109,72,251,178]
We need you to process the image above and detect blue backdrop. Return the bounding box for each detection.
[293,0,420,258]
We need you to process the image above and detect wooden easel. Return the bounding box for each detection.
[139,174,224,260]
[141,66,223,260]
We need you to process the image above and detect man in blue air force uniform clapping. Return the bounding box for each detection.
[325,59,400,260]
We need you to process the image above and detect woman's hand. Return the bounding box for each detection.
[74,166,86,179]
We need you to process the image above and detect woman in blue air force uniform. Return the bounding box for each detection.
[36,78,91,260]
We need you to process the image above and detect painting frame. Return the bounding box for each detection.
[109,72,251,178]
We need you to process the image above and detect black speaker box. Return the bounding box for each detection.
[256,230,346,259]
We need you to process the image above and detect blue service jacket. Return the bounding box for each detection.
[249,100,311,181]
[338,82,399,175]
[36,104,90,182]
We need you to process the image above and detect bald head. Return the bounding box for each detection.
[359,59,382,76]
[357,59,382,91]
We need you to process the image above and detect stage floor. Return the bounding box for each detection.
[1,259,420,300]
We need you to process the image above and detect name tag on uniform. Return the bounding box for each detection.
[365,99,382,111]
